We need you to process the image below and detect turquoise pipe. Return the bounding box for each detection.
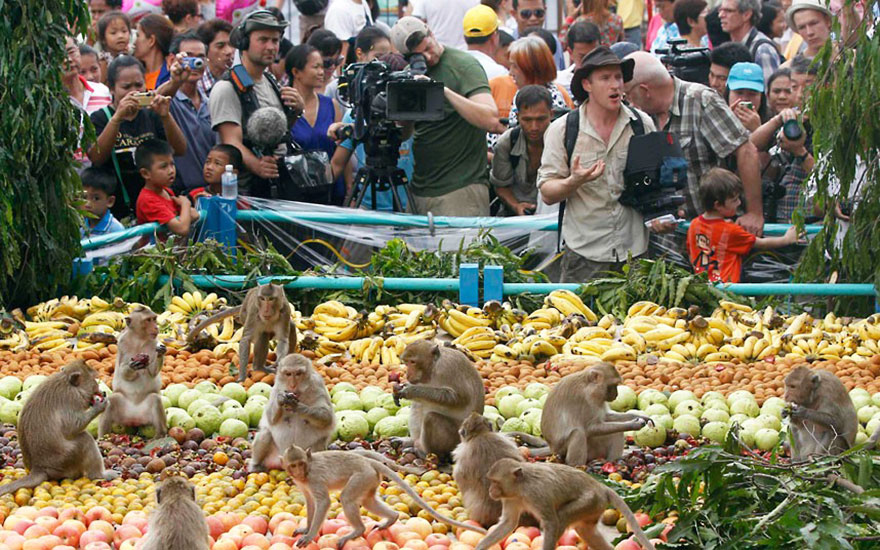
[165,275,460,292]
[81,208,821,251]
[502,282,877,296]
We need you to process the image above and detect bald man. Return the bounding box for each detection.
[623,51,763,262]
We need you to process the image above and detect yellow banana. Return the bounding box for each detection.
[601,344,636,362]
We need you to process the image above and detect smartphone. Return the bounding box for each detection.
[741,101,754,111]
[132,91,154,107]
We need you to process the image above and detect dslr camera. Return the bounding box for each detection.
[657,38,711,85]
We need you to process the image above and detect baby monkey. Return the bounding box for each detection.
[283,445,486,549]
[477,458,655,550]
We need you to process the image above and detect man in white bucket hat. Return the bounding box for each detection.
[785,0,833,59]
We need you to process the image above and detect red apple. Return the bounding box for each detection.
[243,516,269,535]
[274,520,299,538]
[53,520,86,547]
[515,528,540,541]
[79,530,110,547]
[374,542,401,550]
[83,542,113,550]
[633,513,651,529]
[58,509,84,523]
[321,519,348,535]
[206,516,226,539]
[32,517,59,534]
[366,528,395,547]
[614,538,641,550]
[22,525,49,539]
[32,509,56,520]
[10,519,35,536]
[212,539,238,550]
[87,520,115,542]
[429,545,451,550]
[114,524,142,546]
[269,513,297,534]
[1,532,25,550]
[14,509,37,521]
[555,530,578,547]
[425,534,451,548]
[317,533,340,548]
[270,534,296,546]
[242,533,271,549]
[268,544,291,550]
[83,507,112,527]
[118,539,140,550]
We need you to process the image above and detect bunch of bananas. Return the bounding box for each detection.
[0,319,28,352]
[544,289,599,323]
[437,303,493,338]
[167,291,221,317]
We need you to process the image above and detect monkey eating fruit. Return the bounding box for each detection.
[784,366,858,461]
[0,360,119,496]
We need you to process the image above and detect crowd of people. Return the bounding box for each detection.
[67,0,874,283]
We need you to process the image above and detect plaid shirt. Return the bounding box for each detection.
[658,78,751,217]
[743,28,781,85]
[198,69,218,97]
[775,151,813,223]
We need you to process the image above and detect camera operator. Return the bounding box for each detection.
[538,48,675,283]
[390,17,504,217]
[624,51,763,265]
[208,10,304,198]
[749,55,816,224]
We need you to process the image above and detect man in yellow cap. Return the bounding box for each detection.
[464,4,509,80]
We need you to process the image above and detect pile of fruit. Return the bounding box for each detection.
[7,293,880,373]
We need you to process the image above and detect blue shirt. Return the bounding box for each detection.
[81,209,125,238]
[292,94,343,200]
[340,110,412,211]
[170,88,217,190]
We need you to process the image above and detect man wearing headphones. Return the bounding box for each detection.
[208,10,304,198]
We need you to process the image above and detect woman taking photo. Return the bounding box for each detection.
[724,62,772,133]
[286,44,343,204]
[88,55,187,219]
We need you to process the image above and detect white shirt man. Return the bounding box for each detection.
[413,0,480,49]
[463,4,508,80]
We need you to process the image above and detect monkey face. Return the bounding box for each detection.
[605,383,618,402]
[784,367,816,405]
[277,359,309,391]
[65,361,101,406]
[487,479,504,500]
[286,460,309,481]
[258,295,280,322]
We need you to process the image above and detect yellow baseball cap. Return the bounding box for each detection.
[463,5,499,38]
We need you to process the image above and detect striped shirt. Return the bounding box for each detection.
[72,77,112,169]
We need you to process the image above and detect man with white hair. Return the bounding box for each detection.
[624,51,763,262]
[719,0,780,82]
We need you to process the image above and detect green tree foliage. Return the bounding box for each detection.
[0,1,87,308]
[794,12,880,315]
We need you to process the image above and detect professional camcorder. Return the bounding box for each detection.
[657,38,710,85]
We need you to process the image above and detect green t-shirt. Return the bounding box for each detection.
[411,47,491,197]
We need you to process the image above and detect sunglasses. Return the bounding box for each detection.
[519,8,545,18]
[323,56,344,68]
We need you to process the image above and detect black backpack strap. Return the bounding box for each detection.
[745,28,776,62]
[625,105,646,136]
[558,110,580,253]
[508,126,522,170]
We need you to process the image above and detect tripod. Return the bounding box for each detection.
[344,162,410,212]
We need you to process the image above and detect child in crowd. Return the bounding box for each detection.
[687,168,798,283]
[81,167,126,237]
[79,44,103,83]
[135,139,199,238]
[189,144,243,203]
[97,11,132,58]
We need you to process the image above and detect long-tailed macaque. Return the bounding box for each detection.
[141,476,210,550]
[477,459,655,550]
[452,413,525,527]
[541,362,651,465]
[250,354,335,472]
[395,341,485,457]
[189,283,297,382]
[99,306,166,438]
[784,366,858,461]
[282,445,486,549]
[0,360,118,496]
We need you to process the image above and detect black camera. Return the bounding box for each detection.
[657,39,711,86]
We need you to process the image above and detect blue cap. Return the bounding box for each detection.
[727,62,765,92]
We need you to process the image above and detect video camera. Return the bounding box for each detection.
[657,38,710,86]
[337,54,444,143]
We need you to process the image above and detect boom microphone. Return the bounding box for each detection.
[246,107,288,156]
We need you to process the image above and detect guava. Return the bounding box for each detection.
[163,383,189,407]
[495,387,523,401]
[220,383,248,404]
[673,400,703,418]
[730,399,759,418]
[672,414,701,436]
[610,385,638,412]
[374,415,409,438]
[633,425,667,447]
[0,401,23,425]
[334,393,363,411]
[194,381,219,394]
[330,382,358,397]
[637,389,668,411]
[222,407,251,425]
[0,376,22,400]
[337,412,370,441]
[366,407,391,428]
[500,417,530,434]
[245,402,264,428]
[652,414,674,430]
[754,428,780,451]
[178,389,204,412]
[668,390,697,412]
[523,383,550,401]
[22,375,47,392]
[644,403,670,416]
[219,418,249,439]
[498,394,526,419]
[193,406,223,436]
[247,382,272,399]
[702,421,729,443]
[514,398,542,418]
[701,408,730,424]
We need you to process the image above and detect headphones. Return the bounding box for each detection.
[231,9,279,52]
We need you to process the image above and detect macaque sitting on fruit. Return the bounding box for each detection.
[99,305,167,438]
[0,360,118,496]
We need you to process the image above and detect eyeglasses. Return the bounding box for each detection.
[519,8,545,19]
[323,56,343,68]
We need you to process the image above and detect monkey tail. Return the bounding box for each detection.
[0,471,48,497]
[186,307,241,343]
[374,463,488,535]
[350,449,427,475]
[605,490,656,550]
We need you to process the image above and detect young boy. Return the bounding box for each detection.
[135,139,199,239]
[687,168,798,283]
[189,144,243,203]
[81,167,126,237]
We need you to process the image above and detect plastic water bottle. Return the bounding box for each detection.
[221,165,237,199]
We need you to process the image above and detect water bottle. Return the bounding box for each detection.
[221,165,237,199]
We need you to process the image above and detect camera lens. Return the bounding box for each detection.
[783,119,803,141]
[185,57,205,70]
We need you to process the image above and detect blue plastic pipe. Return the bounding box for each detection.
[167,275,460,292]
[501,282,877,297]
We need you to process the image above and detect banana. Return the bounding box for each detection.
[621,329,647,353]
[601,344,636,362]
[784,312,810,337]
[169,296,191,314]
[663,350,688,363]
[703,351,731,362]
[627,301,661,317]
[313,300,350,318]
[89,296,111,312]
[202,292,219,310]
[529,339,558,358]
[397,303,427,315]
[464,338,497,352]
[217,317,236,341]
[696,343,718,358]
[323,322,358,342]
[643,326,688,344]
[719,300,753,313]
[448,308,493,328]
[546,290,598,322]
[625,320,658,334]
[572,327,613,342]
[493,344,519,360]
